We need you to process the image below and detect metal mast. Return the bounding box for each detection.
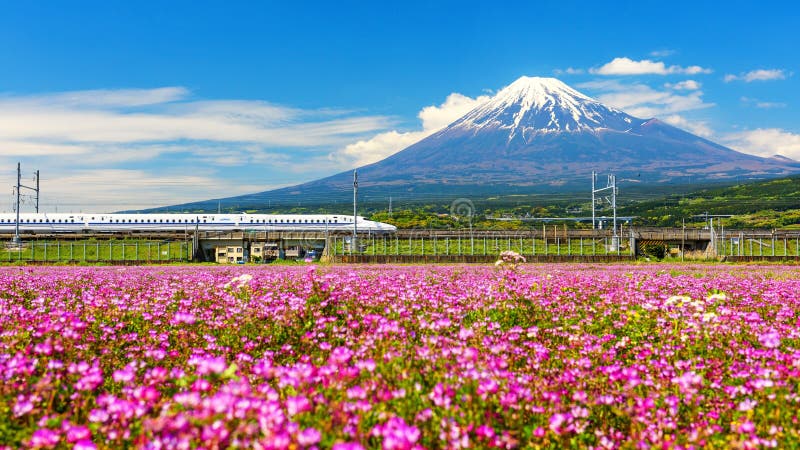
[352,169,358,254]
[591,171,596,229]
[14,163,21,245]
[13,163,41,245]
[612,174,618,247]
[34,170,39,213]
[591,171,618,246]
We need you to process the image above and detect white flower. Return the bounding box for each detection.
[701,312,718,323]
[665,295,691,307]
[738,398,757,411]
[224,273,254,289]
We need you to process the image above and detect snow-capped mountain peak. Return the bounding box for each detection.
[451,76,641,141]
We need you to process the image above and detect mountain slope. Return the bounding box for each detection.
[165,76,800,210]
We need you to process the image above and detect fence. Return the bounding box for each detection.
[716,232,800,258]
[330,228,800,261]
[1,240,192,263]
[330,232,633,258]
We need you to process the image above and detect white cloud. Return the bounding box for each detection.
[0,88,391,151]
[661,115,714,138]
[0,86,399,211]
[590,57,712,76]
[724,69,790,83]
[2,87,191,109]
[0,106,388,147]
[578,79,714,118]
[650,49,677,58]
[756,101,787,109]
[740,97,787,109]
[333,130,428,167]
[722,129,800,159]
[553,67,585,75]
[23,169,272,212]
[331,92,490,167]
[665,80,701,90]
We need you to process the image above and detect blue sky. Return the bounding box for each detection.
[0,1,797,211]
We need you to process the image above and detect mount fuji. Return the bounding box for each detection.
[178,77,800,208]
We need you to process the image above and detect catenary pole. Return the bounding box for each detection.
[352,169,358,254]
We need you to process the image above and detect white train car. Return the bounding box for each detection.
[0,213,396,234]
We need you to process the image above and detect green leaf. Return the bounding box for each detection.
[221,363,239,380]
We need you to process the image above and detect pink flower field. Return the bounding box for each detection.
[1,264,799,449]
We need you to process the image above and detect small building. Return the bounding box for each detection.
[216,245,245,264]
[250,242,280,261]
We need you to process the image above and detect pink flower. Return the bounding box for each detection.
[190,355,227,375]
[475,425,495,439]
[671,371,703,394]
[201,420,229,442]
[332,443,365,450]
[330,346,354,365]
[65,425,91,443]
[29,428,60,448]
[13,395,34,417]
[549,413,568,435]
[372,417,420,449]
[73,440,97,450]
[738,420,756,434]
[297,427,321,446]
[286,395,311,416]
[759,330,781,349]
[112,365,136,383]
[346,386,367,400]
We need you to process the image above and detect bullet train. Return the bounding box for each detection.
[0,213,397,234]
